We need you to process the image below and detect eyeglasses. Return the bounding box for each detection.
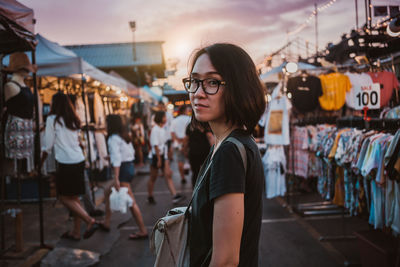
[182,77,226,95]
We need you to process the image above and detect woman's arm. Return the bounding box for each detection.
[113,166,120,191]
[209,193,244,267]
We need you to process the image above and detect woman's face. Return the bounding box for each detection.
[189,53,225,124]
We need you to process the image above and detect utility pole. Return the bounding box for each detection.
[368,0,372,30]
[355,0,359,29]
[315,3,318,56]
[129,21,137,61]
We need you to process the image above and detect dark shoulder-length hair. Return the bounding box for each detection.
[106,114,131,143]
[154,111,165,124]
[189,43,266,134]
[50,92,81,130]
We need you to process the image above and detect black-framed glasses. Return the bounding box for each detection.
[182,77,226,95]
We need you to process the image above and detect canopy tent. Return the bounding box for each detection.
[260,62,318,83]
[109,70,139,97]
[3,34,129,92]
[0,0,36,54]
[142,85,162,102]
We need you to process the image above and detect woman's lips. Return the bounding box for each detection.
[194,103,209,108]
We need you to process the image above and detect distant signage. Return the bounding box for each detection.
[354,83,381,110]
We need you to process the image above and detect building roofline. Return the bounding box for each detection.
[65,41,164,48]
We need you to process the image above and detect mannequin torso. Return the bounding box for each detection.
[5,72,29,101]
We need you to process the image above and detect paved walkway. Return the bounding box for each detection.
[0,153,369,266]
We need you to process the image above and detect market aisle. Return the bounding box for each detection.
[1,153,362,266]
[98,155,343,267]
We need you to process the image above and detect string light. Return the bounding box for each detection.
[374,15,390,28]
[288,0,338,36]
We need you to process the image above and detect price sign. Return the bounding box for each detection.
[353,83,381,110]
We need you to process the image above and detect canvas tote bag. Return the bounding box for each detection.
[149,137,247,267]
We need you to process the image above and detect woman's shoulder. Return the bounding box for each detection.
[46,114,57,124]
[108,134,122,141]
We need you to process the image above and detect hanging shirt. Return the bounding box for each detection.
[287,75,322,113]
[319,73,351,111]
[261,85,291,145]
[263,145,286,199]
[367,71,400,107]
[345,72,374,109]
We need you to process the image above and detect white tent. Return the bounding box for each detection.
[260,62,318,83]
[4,34,128,92]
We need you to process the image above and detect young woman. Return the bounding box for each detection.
[102,114,148,240]
[41,92,98,240]
[183,43,266,266]
[147,111,184,204]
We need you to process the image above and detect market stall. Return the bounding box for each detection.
[0,0,44,252]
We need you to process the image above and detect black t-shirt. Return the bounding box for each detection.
[186,126,211,160]
[287,75,323,113]
[189,129,264,267]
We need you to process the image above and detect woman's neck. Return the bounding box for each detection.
[11,73,26,86]
[210,122,238,155]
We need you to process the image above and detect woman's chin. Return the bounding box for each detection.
[194,114,210,123]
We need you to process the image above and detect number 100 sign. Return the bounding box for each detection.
[354,83,381,110]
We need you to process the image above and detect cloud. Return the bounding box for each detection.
[19,0,356,89]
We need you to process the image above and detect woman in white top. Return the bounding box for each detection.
[41,92,98,240]
[147,111,184,204]
[102,115,147,239]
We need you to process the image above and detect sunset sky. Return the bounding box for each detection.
[19,0,370,88]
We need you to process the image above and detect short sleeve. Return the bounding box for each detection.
[43,115,56,154]
[108,135,122,167]
[345,75,351,92]
[287,77,295,93]
[316,78,323,97]
[392,72,400,89]
[209,142,245,201]
[150,127,160,147]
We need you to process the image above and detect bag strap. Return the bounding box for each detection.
[185,136,247,216]
[226,137,247,174]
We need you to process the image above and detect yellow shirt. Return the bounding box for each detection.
[319,73,351,111]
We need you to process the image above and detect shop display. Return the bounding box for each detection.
[287,73,322,113]
[319,72,352,111]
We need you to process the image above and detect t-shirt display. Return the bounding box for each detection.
[367,71,400,107]
[287,75,323,113]
[261,85,291,145]
[319,72,351,111]
[190,129,263,267]
[345,72,374,109]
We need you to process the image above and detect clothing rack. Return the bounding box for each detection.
[289,116,357,245]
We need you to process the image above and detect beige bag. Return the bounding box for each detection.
[150,137,247,267]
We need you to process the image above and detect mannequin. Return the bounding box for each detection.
[3,52,37,174]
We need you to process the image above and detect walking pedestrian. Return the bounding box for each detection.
[183,43,266,266]
[131,116,145,167]
[101,114,148,240]
[41,92,99,240]
[156,101,173,160]
[147,111,185,204]
[171,105,191,184]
